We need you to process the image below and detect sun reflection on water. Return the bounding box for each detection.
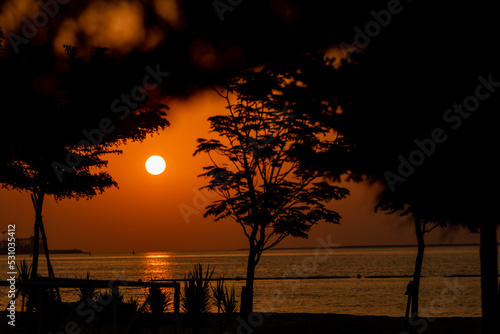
[139,252,174,281]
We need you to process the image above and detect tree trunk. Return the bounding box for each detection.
[30,191,44,279]
[411,215,425,318]
[39,219,56,279]
[240,247,258,318]
[479,222,498,334]
[39,217,61,302]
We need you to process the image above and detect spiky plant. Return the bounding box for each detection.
[146,286,171,334]
[146,286,171,314]
[212,278,225,315]
[212,277,238,332]
[212,278,225,331]
[16,259,32,312]
[74,272,97,303]
[182,264,215,334]
[221,285,237,317]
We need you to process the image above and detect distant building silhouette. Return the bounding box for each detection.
[0,236,35,255]
[0,236,83,255]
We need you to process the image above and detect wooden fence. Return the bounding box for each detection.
[0,277,180,334]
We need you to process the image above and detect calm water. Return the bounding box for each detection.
[0,245,492,317]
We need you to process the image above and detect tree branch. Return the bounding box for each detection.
[424,222,441,234]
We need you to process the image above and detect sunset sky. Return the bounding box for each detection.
[1,0,495,253]
[0,90,480,253]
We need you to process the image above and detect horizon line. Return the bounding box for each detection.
[68,242,486,254]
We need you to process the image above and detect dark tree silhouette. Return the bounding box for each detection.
[0,45,169,279]
[312,3,500,332]
[274,4,499,331]
[194,67,349,317]
[376,189,447,319]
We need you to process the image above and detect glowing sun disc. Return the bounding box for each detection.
[145,155,166,175]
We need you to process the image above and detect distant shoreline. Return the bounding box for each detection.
[266,243,483,251]
[7,243,488,255]
[0,248,85,255]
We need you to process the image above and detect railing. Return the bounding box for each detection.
[0,277,181,334]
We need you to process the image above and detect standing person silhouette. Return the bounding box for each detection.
[404,280,417,327]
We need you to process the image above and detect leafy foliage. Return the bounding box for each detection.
[212,278,238,332]
[182,264,214,332]
[74,272,98,302]
[220,284,237,316]
[0,44,169,277]
[182,264,214,314]
[146,286,171,314]
[194,66,349,260]
[195,63,351,314]
[212,277,238,315]
[0,46,169,199]
[16,260,33,312]
[212,278,225,313]
[95,290,138,320]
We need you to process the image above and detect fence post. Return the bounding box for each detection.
[174,282,180,314]
[174,282,180,334]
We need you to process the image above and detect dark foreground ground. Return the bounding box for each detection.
[0,312,481,334]
[250,313,481,334]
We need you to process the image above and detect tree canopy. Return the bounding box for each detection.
[0,44,169,278]
[195,67,349,251]
[195,65,350,315]
[0,45,169,199]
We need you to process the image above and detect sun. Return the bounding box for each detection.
[145,155,166,175]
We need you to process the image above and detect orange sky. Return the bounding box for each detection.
[0,90,482,253]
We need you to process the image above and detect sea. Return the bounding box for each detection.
[0,245,493,317]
